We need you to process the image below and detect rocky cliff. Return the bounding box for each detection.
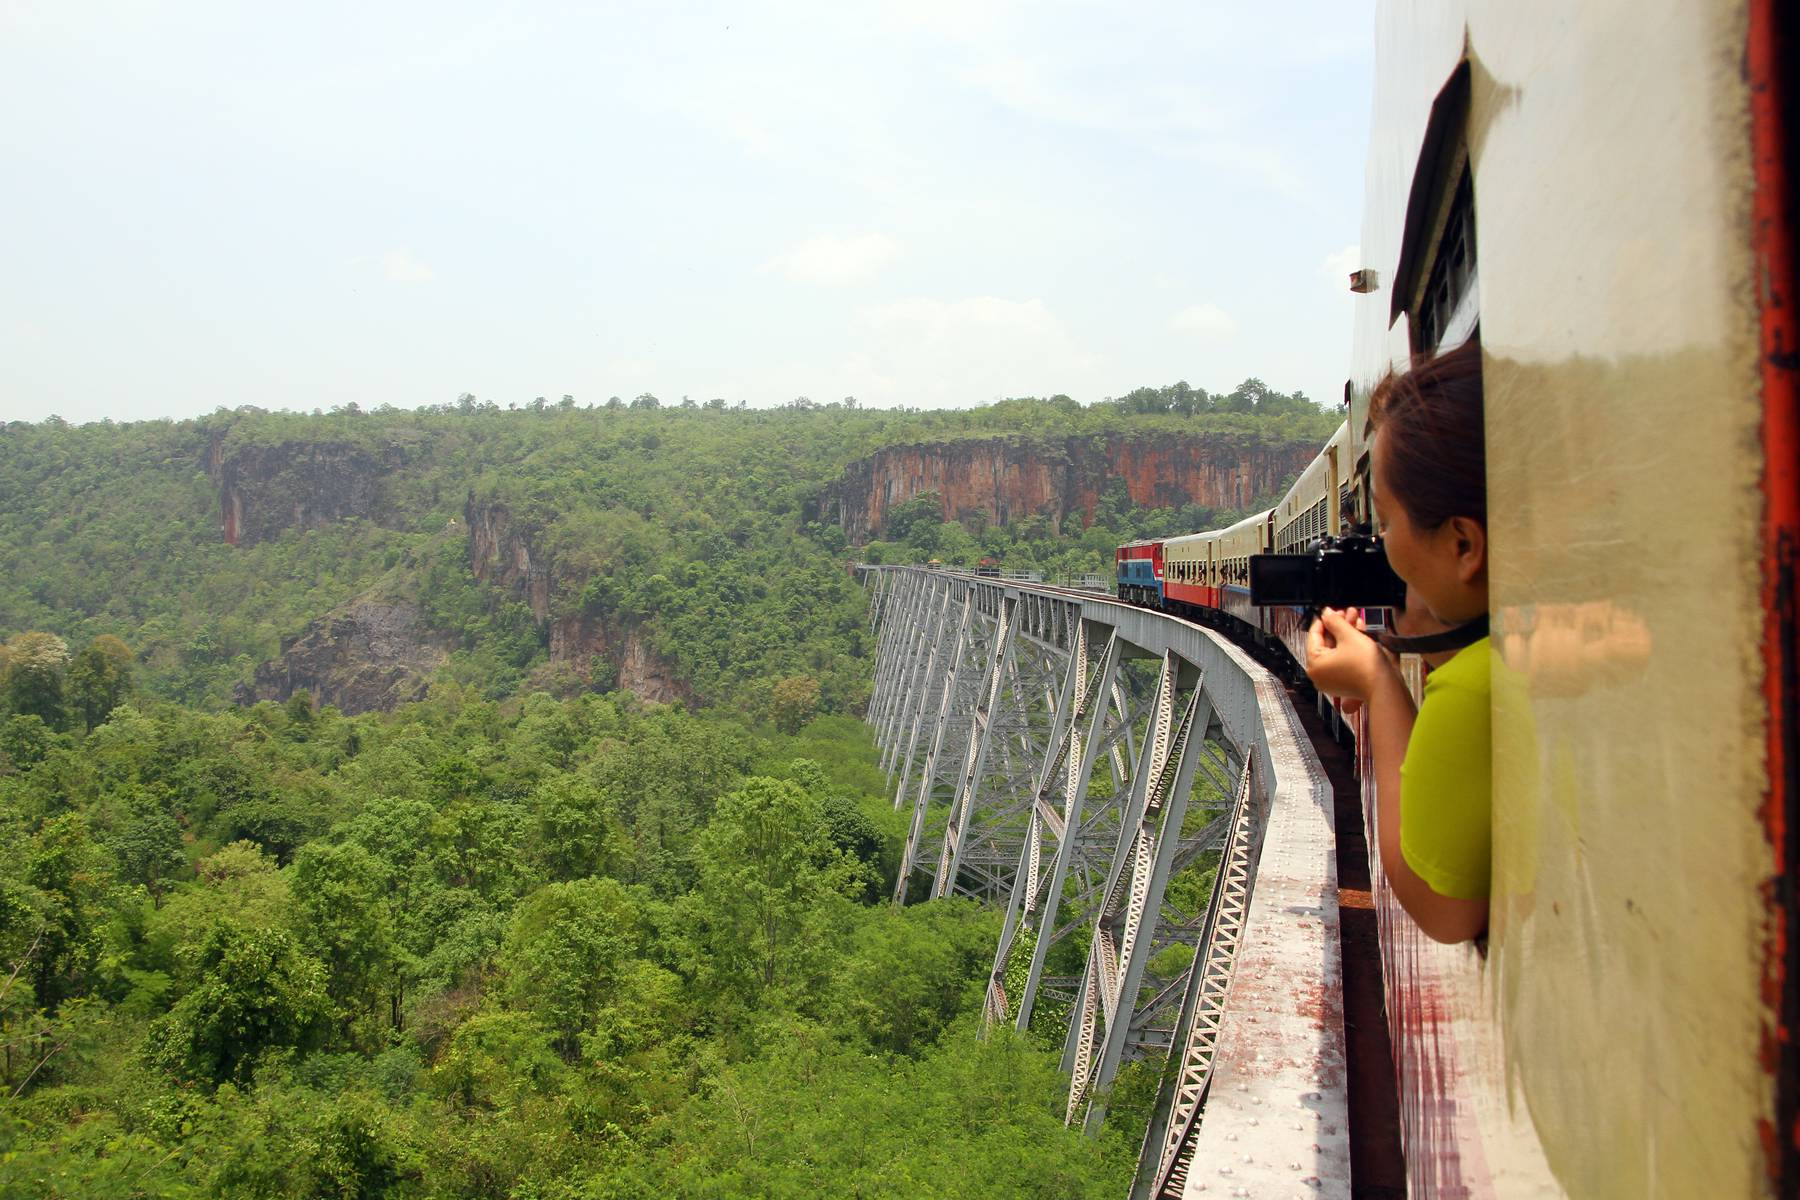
[465,500,554,618]
[230,488,690,714]
[209,434,411,545]
[819,434,1319,542]
[234,600,451,715]
[466,496,690,705]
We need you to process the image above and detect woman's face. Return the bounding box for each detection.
[1371,431,1488,624]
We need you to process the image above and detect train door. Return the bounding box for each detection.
[1326,443,1342,538]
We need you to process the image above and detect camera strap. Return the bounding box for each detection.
[1376,614,1489,657]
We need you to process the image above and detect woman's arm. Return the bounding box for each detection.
[1363,669,1489,944]
[1308,609,1489,944]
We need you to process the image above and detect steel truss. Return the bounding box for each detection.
[1132,749,1266,1199]
[862,567,1273,1176]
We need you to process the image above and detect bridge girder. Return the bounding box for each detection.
[859,565,1350,1198]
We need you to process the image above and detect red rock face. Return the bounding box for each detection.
[822,434,1320,542]
[466,499,554,620]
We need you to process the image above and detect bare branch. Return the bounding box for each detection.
[0,929,46,1009]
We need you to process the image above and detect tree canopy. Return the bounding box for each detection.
[0,385,1332,1195]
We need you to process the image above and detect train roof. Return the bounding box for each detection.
[1219,508,1273,537]
[1276,421,1352,523]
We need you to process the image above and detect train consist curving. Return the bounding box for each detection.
[1113,416,1360,677]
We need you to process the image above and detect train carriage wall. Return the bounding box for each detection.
[1346,1,1794,1196]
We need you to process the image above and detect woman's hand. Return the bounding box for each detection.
[1305,606,1394,702]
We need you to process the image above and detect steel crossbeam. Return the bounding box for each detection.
[932,626,1065,903]
[881,574,943,757]
[890,587,962,810]
[895,589,982,902]
[1062,651,1213,1132]
[930,592,1019,897]
[982,618,1100,1028]
[879,579,954,783]
[866,572,916,748]
[1132,751,1265,1198]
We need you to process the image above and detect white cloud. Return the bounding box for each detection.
[381,250,436,283]
[843,295,1102,407]
[1320,244,1360,290]
[864,295,1075,349]
[959,56,1311,202]
[767,232,899,285]
[1169,303,1238,340]
[722,111,779,156]
[871,0,1017,42]
[605,357,658,380]
[855,168,899,195]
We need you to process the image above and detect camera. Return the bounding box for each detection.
[1248,534,1407,611]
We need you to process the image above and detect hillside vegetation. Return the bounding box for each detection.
[0,383,1332,1198]
[0,384,1333,714]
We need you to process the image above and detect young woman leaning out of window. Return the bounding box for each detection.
[1306,342,1491,944]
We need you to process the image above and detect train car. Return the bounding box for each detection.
[1138,419,1374,681]
[1266,420,1357,665]
[1271,421,1352,555]
[1114,539,1164,606]
[1211,508,1273,632]
[1337,2,1797,1194]
[1161,528,1220,611]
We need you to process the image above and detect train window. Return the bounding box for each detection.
[1418,169,1477,352]
[1392,61,1479,356]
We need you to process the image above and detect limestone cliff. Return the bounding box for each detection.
[466,500,554,618]
[234,600,451,715]
[819,434,1319,542]
[208,434,412,546]
[465,496,690,705]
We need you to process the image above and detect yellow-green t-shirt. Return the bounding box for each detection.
[1398,635,1492,901]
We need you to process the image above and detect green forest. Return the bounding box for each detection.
[0,383,1332,1198]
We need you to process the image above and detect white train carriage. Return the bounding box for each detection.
[1161,527,1221,612]
[1212,507,1273,632]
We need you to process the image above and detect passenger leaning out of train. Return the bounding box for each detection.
[1306,342,1490,944]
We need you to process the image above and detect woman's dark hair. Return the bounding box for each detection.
[1368,339,1486,529]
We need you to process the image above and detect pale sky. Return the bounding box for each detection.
[0,1,1374,424]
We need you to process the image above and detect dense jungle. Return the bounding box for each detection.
[0,384,1332,1198]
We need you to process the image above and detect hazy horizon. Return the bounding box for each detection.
[1,1,1374,426]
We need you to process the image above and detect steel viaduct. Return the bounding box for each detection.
[857,564,1359,1199]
